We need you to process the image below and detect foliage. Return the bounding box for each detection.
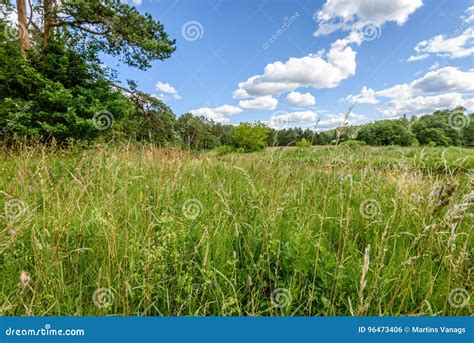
[356,118,416,146]
[411,108,466,146]
[176,114,221,150]
[0,31,133,143]
[0,0,176,145]
[232,123,270,152]
[296,138,311,148]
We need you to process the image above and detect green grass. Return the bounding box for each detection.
[0,145,472,316]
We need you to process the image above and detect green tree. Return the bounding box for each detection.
[4,0,175,67]
[356,119,415,146]
[415,127,451,146]
[411,108,465,146]
[121,92,177,145]
[462,115,474,147]
[0,33,133,143]
[1,0,176,144]
[176,114,220,150]
[232,123,270,152]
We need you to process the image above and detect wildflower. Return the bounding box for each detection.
[8,229,15,236]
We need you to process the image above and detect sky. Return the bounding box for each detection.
[41,0,474,130]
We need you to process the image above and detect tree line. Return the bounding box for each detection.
[1,1,472,151]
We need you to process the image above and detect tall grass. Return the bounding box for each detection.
[0,145,472,315]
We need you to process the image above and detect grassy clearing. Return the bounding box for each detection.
[0,145,472,316]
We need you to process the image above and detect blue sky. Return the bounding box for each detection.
[107,0,474,130]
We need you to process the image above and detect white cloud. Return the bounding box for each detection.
[286,91,316,107]
[233,41,357,98]
[378,93,469,117]
[373,67,474,102]
[407,54,429,62]
[234,0,422,101]
[342,67,474,118]
[190,105,242,123]
[314,0,423,36]
[408,6,474,61]
[411,67,474,93]
[408,27,474,60]
[374,67,474,117]
[120,0,143,5]
[318,112,367,129]
[238,96,278,110]
[378,67,474,101]
[345,86,379,104]
[155,81,181,100]
[266,110,318,129]
[265,110,367,130]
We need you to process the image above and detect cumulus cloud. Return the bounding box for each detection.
[378,93,469,117]
[239,96,278,110]
[408,6,474,61]
[265,110,367,130]
[155,81,181,100]
[318,112,367,129]
[408,27,474,61]
[233,0,422,101]
[342,67,474,117]
[314,0,423,36]
[190,105,242,123]
[345,86,379,104]
[266,110,318,129]
[373,67,474,117]
[286,91,316,107]
[233,41,357,98]
[376,67,474,100]
[411,67,474,93]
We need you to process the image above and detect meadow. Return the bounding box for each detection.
[0,145,472,316]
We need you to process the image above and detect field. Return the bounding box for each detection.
[0,145,472,316]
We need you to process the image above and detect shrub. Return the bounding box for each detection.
[232,123,270,152]
[214,145,242,155]
[296,138,311,148]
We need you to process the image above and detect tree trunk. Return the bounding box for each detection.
[43,0,53,44]
[16,0,30,59]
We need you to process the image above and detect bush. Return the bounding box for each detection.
[296,138,311,148]
[232,123,270,152]
[214,145,243,155]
